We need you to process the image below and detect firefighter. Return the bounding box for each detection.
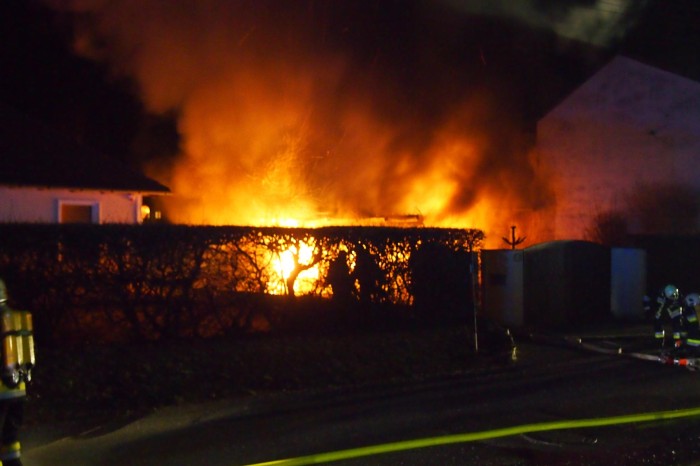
[0,279,35,466]
[327,251,355,305]
[653,284,684,348]
[682,292,700,356]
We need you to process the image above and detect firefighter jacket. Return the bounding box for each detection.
[654,294,685,341]
[685,302,700,348]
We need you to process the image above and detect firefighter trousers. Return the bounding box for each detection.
[0,397,24,466]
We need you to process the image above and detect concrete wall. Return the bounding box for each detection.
[523,240,611,328]
[0,186,144,224]
[481,242,649,329]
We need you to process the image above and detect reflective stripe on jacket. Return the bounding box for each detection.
[0,381,25,401]
[0,440,21,462]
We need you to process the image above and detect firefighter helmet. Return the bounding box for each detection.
[685,293,700,308]
[0,279,6,304]
[664,284,680,300]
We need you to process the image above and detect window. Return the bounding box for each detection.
[58,201,99,224]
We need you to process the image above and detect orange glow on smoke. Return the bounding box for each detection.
[158,93,546,248]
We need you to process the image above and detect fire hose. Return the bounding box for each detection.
[243,333,700,465]
[243,405,700,466]
[560,335,700,370]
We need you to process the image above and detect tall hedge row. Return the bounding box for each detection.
[0,224,483,345]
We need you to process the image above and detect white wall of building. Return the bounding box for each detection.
[0,186,144,224]
[536,56,700,239]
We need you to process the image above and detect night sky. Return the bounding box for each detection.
[1,0,699,230]
[0,1,178,167]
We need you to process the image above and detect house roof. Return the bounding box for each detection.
[0,104,170,193]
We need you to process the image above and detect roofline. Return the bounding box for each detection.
[0,182,171,194]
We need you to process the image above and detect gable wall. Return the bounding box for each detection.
[536,56,700,239]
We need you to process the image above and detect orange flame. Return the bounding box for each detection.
[269,240,322,295]
[159,93,552,248]
[64,0,556,248]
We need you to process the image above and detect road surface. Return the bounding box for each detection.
[22,334,700,465]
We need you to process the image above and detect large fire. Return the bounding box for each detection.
[159,85,549,248]
[57,0,557,248]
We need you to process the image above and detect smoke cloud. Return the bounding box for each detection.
[45,0,638,244]
[439,0,648,47]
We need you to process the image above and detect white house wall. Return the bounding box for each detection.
[536,56,700,239]
[0,186,143,224]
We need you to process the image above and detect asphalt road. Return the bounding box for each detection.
[21,333,700,466]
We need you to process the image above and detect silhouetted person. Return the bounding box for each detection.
[327,251,354,305]
[354,246,384,304]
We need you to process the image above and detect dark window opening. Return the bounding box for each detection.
[60,204,94,223]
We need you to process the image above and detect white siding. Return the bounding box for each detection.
[0,186,143,224]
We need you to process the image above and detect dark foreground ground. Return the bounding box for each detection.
[21,321,700,465]
[24,325,493,427]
